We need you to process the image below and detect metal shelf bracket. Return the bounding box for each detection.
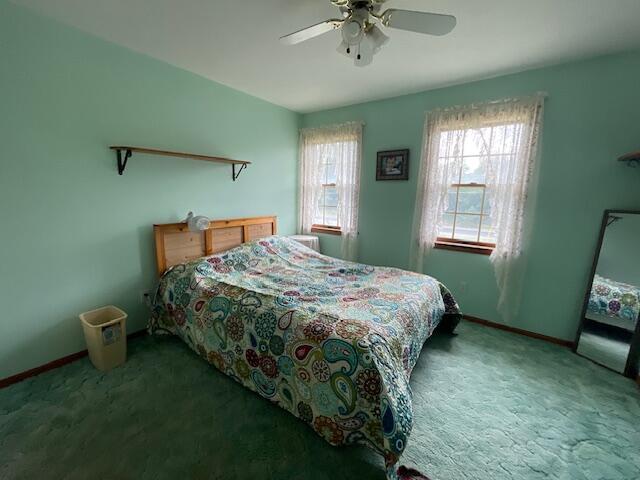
[116,148,132,175]
[232,163,247,181]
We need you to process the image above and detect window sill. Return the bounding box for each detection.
[311,226,342,236]
[434,240,494,256]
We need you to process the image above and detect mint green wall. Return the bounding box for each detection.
[304,52,640,341]
[0,1,299,379]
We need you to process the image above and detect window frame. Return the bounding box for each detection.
[435,237,494,255]
[311,224,342,235]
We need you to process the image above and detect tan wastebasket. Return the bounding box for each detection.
[79,305,127,371]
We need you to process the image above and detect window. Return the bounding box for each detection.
[312,157,340,232]
[435,123,522,253]
[412,96,544,320]
[412,96,544,263]
[299,123,362,259]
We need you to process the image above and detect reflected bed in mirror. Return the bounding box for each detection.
[575,210,640,377]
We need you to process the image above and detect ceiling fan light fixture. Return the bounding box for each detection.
[280,0,457,67]
[367,25,389,53]
[337,25,385,66]
[341,18,364,45]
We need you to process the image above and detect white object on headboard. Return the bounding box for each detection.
[185,212,210,232]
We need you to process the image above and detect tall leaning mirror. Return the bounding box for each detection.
[575,210,640,378]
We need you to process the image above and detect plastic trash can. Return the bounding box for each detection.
[79,305,127,371]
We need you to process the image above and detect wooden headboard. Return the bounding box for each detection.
[153,215,277,275]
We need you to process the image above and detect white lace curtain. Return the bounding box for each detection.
[411,95,545,320]
[299,122,363,260]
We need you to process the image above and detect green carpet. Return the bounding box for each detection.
[1,321,638,480]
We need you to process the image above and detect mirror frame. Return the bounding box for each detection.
[574,209,640,378]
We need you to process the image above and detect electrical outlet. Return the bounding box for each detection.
[139,290,151,307]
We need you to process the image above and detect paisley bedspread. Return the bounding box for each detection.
[588,274,640,325]
[149,236,461,475]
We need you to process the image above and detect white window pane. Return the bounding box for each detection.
[460,156,487,184]
[325,163,337,184]
[445,188,458,213]
[480,215,497,243]
[456,187,484,214]
[463,128,491,156]
[324,187,338,207]
[482,189,494,217]
[439,213,455,239]
[490,123,522,155]
[488,153,515,182]
[314,189,326,224]
[453,214,480,242]
[490,125,507,154]
[324,207,338,227]
[439,131,452,152]
[439,129,464,157]
[319,162,327,183]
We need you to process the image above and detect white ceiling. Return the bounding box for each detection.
[12,0,640,113]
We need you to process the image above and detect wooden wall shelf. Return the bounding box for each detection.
[618,151,640,168]
[109,146,251,180]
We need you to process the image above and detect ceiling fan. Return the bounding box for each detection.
[280,0,456,67]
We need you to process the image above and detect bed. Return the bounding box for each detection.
[149,216,461,479]
[587,274,640,332]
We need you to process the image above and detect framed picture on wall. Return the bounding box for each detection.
[376,149,409,180]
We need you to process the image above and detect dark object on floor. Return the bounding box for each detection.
[435,313,460,334]
[398,465,431,479]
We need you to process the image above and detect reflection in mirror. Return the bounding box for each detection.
[575,211,640,377]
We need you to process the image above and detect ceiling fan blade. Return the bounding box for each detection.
[381,9,456,36]
[280,19,343,45]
